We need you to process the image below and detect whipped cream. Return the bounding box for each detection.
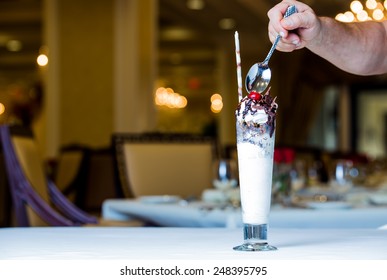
[238,103,268,124]
[235,90,277,137]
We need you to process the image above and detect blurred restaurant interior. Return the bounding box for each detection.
[1,0,387,228]
[2,0,387,156]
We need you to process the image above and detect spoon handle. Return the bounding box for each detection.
[263,5,298,64]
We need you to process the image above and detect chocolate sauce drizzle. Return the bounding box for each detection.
[235,89,278,137]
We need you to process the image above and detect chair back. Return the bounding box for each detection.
[55,145,90,206]
[12,135,49,202]
[84,147,118,212]
[0,151,12,227]
[113,133,217,198]
[4,126,49,226]
[0,125,97,226]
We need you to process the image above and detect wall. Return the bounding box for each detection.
[41,0,157,158]
[58,0,114,147]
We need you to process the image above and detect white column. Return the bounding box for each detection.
[114,0,157,132]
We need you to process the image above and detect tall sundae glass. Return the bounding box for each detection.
[233,90,278,251]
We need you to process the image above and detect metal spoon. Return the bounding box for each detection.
[245,5,298,93]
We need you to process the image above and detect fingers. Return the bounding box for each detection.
[268,1,315,34]
[268,13,302,51]
[268,29,301,52]
[267,0,317,51]
[282,11,317,31]
[267,1,292,38]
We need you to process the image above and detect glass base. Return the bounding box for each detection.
[233,223,277,251]
[233,242,277,251]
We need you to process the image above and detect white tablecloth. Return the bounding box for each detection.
[1,227,386,260]
[102,199,387,229]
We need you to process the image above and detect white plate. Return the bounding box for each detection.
[306,201,352,210]
[138,195,181,204]
[369,194,387,205]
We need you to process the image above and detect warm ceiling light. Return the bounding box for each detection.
[373,8,384,19]
[186,0,205,10]
[210,93,222,102]
[161,27,197,41]
[366,0,378,9]
[210,93,223,113]
[37,54,48,66]
[155,87,187,109]
[218,18,236,30]
[6,40,22,52]
[357,9,369,20]
[337,0,387,22]
[335,13,346,21]
[344,11,356,21]
[351,1,363,13]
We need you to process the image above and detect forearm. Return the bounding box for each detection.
[308,17,387,75]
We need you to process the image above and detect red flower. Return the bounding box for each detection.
[274,148,295,163]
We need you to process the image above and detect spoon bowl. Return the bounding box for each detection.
[245,63,271,93]
[245,5,297,93]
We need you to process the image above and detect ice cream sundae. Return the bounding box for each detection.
[234,89,278,251]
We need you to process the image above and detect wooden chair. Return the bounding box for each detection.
[0,124,99,227]
[83,147,119,213]
[55,144,90,207]
[0,152,12,227]
[0,124,145,227]
[112,133,218,199]
[55,145,122,215]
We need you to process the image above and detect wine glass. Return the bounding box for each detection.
[212,159,238,191]
[233,120,277,251]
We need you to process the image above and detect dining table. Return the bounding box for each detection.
[0,226,386,260]
[101,198,387,229]
[0,226,386,279]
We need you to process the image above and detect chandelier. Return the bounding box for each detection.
[336,0,387,22]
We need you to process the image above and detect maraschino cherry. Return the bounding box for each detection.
[248,91,262,101]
